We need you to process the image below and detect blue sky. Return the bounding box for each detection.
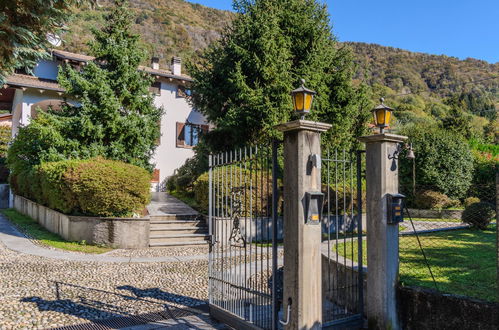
[187,0,499,64]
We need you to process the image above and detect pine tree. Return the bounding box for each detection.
[0,0,91,83]
[8,0,162,172]
[189,0,370,152]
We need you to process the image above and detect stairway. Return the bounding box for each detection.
[147,193,210,247]
[149,214,210,247]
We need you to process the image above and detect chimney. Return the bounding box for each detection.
[171,56,181,76]
[151,56,160,70]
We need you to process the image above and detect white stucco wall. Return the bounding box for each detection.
[151,81,207,184]
[10,59,208,186]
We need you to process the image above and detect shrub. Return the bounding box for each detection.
[462,202,496,230]
[193,172,209,213]
[0,125,11,183]
[414,190,452,209]
[194,166,274,216]
[64,158,151,217]
[399,124,474,199]
[12,158,151,217]
[464,197,480,208]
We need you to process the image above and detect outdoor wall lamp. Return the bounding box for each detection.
[291,79,316,119]
[372,97,394,133]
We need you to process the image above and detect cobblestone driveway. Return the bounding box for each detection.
[0,241,210,329]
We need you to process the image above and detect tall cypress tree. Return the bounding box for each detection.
[190,0,370,152]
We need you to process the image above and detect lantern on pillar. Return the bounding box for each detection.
[291,79,316,119]
[372,97,394,134]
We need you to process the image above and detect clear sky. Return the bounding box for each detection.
[187,0,499,64]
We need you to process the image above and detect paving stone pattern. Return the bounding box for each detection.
[0,240,215,329]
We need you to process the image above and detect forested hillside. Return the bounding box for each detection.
[61,0,497,141]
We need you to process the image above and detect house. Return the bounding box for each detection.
[0,49,208,190]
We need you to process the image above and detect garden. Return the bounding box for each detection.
[336,223,497,302]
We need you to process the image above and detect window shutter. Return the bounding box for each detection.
[176,122,185,147]
[151,169,160,183]
[201,124,209,134]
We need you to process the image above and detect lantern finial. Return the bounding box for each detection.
[291,79,316,119]
[371,96,394,134]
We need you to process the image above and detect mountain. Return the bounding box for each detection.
[61,0,497,139]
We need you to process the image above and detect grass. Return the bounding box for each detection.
[335,225,498,302]
[408,217,462,223]
[1,209,112,254]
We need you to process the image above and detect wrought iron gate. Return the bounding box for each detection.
[321,149,365,328]
[208,144,364,329]
[208,142,281,330]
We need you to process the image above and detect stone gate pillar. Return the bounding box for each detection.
[358,133,408,330]
[276,120,331,330]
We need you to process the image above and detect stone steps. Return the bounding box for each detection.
[148,215,209,248]
[149,233,210,245]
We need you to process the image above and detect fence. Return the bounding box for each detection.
[321,149,364,327]
[398,183,498,302]
[208,144,281,330]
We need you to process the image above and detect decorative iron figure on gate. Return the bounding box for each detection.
[229,186,246,248]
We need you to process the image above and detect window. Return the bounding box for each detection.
[149,81,161,96]
[177,86,191,98]
[176,122,208,148]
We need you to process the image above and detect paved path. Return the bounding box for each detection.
[0,216,225,329]
[0,214,209,263]
[147,193,198,216]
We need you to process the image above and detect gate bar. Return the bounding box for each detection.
[356,150,365,320]
[271,140,279,330]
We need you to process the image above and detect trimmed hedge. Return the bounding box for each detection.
[462,202,496,230]
[11,158,151,217]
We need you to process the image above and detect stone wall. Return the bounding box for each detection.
[13,195,150,248]
[321,249,367,313]
[398,286,499,330]
[405,208,463,219]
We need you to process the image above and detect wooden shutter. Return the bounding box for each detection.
[176,122,185,147]
[201,124,209,134]
[151,169,160,183]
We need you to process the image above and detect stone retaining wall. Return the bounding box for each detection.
[398,286,499,330]
[405,208,463,219]
[13,195,150,248]
[321,249,367,313]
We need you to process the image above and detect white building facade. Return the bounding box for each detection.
[2,50,208,189]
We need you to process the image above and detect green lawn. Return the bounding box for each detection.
[409,217,462,223]
[1,209,112,254]
[335,226,497,302]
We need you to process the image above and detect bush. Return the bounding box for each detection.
[11,158,151,217]
[194,166,274,216]
[193,172,209,213]
[464,197,480,208]
[414,190,452,209]
[462,202,496,230]
[400,124,474,199]
[0,125,11,183]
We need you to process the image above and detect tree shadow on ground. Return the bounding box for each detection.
[20,282,210,329]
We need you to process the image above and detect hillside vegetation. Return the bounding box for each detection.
[61,0,497,142]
